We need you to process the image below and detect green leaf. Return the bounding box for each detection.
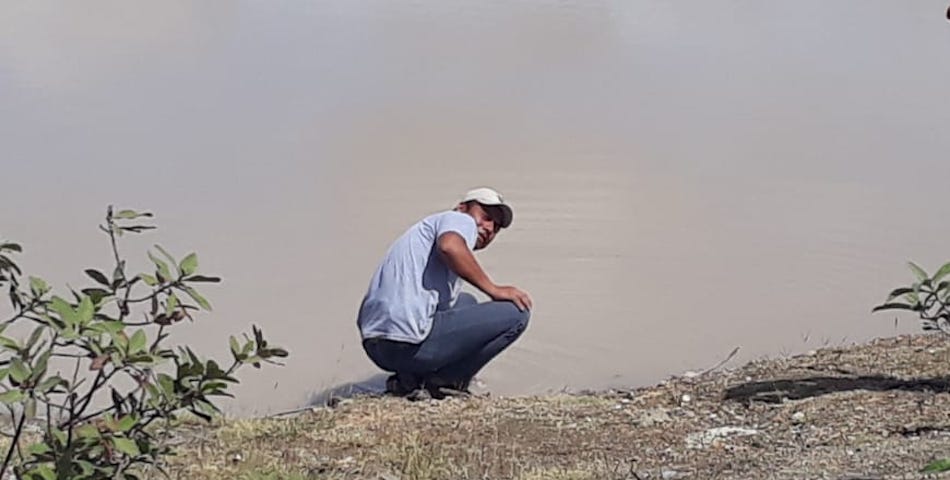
[84,269,111,287]
[0,390,25,404]
[81,288,112,305]
[179,253,198,276]
[268,347,289,358]
[886,287,915,302]
[31,351,50,381]
[112,331,129,351]
[0,335,20,351]
[76,425,100,440]
[147,252,173,283]
[25,326,44,351]
[909,262,929,282]
[28,465,55,480]
[157,374,175,398]
[130,329,147,354]
[922,458,950,473]
[49,296,79,326]
[28,276,49,297]
[872,302,917,312]
[117,415,136,432]
[27,442,52,455]
[114,209,152,220]
[154,244,177,266]
[184,286,212,311]
[229,336,241,358]
[25,398,37,418]
[9,358,30,384]
[185,275,221,283]
[0,242,22,253]
[139,274,159,287]
[76,460,95,477]
[77,295,94,324]
[51,428,67,446]
[37,376,65,394]
[933,262,950,284]
[206,359,224,379]
[89,321,126,335]
[166,293,179,314]
[112,260,126,288]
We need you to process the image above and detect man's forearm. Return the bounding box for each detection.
[437,233,498,297]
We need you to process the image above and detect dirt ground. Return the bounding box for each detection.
[167,333,950,480]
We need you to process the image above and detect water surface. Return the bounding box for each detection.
[2,1,950,415]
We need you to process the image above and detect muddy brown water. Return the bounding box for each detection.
[3,1,950,415]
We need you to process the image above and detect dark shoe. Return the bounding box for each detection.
[405,388,432,402]
[422,376,472,400]
[385,374,421,396]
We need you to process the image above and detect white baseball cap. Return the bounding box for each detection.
[460,187,513,229]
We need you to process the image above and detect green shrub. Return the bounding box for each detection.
[0,207,287,479]
[872,261,950,334]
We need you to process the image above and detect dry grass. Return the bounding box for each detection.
[146,334,950,479]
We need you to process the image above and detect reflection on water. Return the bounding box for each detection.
[3,1,950,415]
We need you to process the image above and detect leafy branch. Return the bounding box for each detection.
[0,207,288,480]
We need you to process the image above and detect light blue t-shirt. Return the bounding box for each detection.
[357,211,478,343]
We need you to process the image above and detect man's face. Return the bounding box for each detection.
[457,202,502,250]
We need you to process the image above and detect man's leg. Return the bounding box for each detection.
[363,295,529,396]
[362,339,425,395]
[414,300,530,392]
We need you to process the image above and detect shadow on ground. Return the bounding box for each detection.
[307,373,390,406]
[724,375,950,404]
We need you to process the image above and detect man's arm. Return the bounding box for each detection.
[437,232,533,311]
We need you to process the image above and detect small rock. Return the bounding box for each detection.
[791,412,806,424]
[661,469,688,479]
[928,349,938,354]
[686,426,759,449]
[634,408,672,427]
[806,350,817,356]
[680,394,692,404]
[682,370,701,379]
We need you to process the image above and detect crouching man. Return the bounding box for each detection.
[356,187,532,399]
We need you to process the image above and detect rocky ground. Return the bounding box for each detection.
[166,333,950,480]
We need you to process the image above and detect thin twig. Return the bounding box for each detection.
[0,411,25,476]
[700,346,741,376]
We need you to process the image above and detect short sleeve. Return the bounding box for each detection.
[435,212,478,250]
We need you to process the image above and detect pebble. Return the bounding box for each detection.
[661,469,688,479]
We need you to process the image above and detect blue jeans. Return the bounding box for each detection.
[362,293,530,389]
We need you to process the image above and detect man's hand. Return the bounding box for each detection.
[490,285,533,312]
[437,232,533,311]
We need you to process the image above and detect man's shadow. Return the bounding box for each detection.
[724,374,950,404]
[307,373,390,407]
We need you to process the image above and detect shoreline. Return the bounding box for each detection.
[169,333,950,479]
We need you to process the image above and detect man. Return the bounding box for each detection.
[357,187,533,399]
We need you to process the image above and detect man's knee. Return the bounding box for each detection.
[517,308,530,329]
[456,292,479,308]
[505,305,530,337]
